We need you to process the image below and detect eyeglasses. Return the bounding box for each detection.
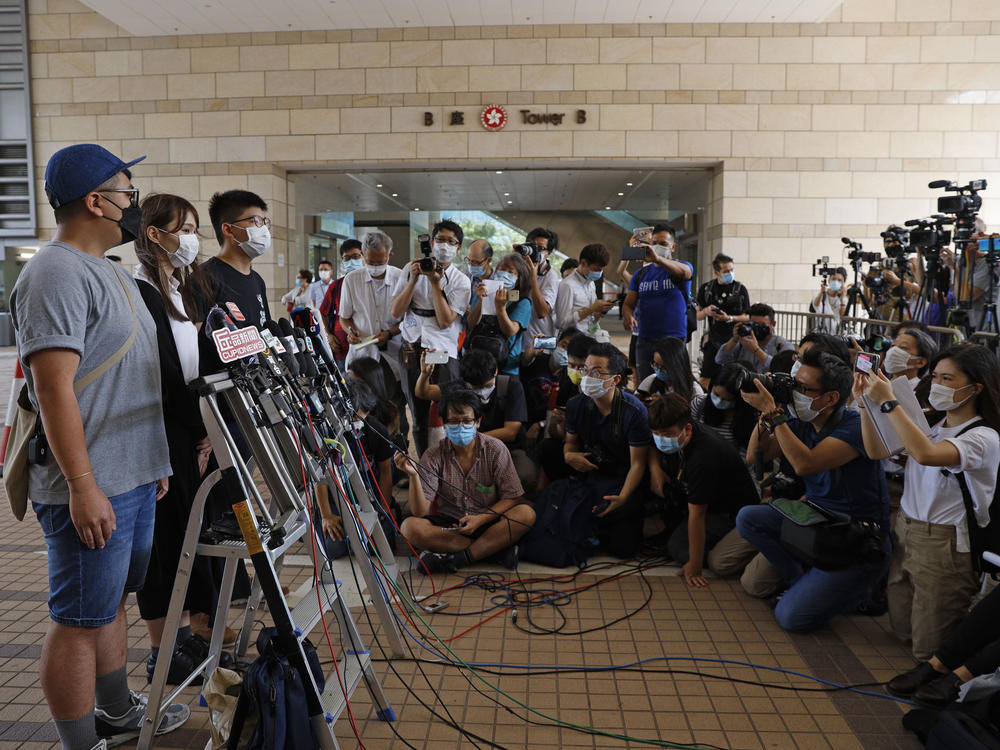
[580,367,612,378]
[433,235,461,246]
[467,258,490,267]
[231,214,272,229]
[793,381,822,395]
[98,188,140,208]
[444,419,477,426]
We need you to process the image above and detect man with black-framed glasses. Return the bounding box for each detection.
[736,348,890,634]
[201,190,272,337]
[11,144,185,750]
[390,218,472,455]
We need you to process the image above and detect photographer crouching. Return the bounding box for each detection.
[735,349,891,633]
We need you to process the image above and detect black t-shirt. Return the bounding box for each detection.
[359,414,394,464]
[198,256,271,375]
[696,279,750,344]
[554,368,579,408]
[658,422,758,516]
[442,375,528,449]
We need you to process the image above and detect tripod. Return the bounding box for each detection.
[885,255,913,323]
[843,257,876,321]
[974,252,1000,350]
[913,248,950,325]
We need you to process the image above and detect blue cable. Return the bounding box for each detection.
[381,565,917,707]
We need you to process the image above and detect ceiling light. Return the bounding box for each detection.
[376,183,383,188]
[626,182,633,186]
[605,206,611,210]
[618,192,624,196]
[414,208,420,211]
[495,170,503,174]
[507,200,513,204]
[391,193,398,197]
[503,192,510,196]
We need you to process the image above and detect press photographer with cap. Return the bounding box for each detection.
[9,144,185,749]
[735,348,891,633]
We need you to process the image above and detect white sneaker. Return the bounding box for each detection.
[94,689,190,747]
[90,741,108,750]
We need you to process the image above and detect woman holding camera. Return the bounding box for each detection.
[855,343,1000,661]
[692,362,757,456]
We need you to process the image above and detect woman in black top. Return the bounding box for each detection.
[692,362,758,455]
[134,193,217,683]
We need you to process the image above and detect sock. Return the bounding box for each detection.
[95,666,132,717]
[150,646,160,661]
[177,625,193,644]
[54,713,99,750]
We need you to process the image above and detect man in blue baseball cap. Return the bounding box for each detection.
[10,144,186,749]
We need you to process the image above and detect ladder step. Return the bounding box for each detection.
[320,653,373,720]
[290,577,340,640]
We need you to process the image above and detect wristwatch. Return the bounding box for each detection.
[879,400,900,414]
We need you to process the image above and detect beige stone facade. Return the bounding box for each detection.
[24,0,1000,313]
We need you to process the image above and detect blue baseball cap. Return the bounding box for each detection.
[44,144,145,209]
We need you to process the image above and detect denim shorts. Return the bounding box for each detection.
[33,482,156,627]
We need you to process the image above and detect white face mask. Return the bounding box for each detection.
[159,232,199,268]
[928,383,976,412]
[883,346,916,375]
[790,360,802,378]
[791,390,823,422]
[237,224,271,258]
[580,375,611,399]
[653,243,672,258]
[473,384,496,402]
[433,242,457,264]
[318,269,332,282]
[366,264,388,278]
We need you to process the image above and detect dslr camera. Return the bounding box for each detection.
[512,242,545,264]
[740,372,796,405]
[417,233,441,274]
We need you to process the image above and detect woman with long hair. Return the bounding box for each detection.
[856,343,1000,664]
[636,337,703,403]
[133,193,218,683]
[692,362,757,455]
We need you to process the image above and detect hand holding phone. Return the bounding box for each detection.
[855,351,880,375]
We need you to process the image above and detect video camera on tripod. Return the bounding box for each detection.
[843,237,882,266]
[930,178,986,245]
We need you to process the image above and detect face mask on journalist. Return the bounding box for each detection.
[653,434,682,454]
[445,423,476,447]
[157,231,199,268]
[236,224,271,258]
[928,382,977,412]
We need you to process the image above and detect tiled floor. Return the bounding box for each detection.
[0,349,924,749]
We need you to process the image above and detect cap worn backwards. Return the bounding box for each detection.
[44,143,146,209]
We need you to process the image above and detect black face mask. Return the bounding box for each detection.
[99,196,142,247]
[752,322,771,342]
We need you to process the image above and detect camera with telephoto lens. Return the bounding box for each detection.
[417,233,440,274]
[739,372,796,405]
[512,242,545,264]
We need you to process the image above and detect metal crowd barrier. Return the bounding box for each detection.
[774,310,965,350]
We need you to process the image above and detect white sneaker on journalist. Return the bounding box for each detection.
[94,690,190,747]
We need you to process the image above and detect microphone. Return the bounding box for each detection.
[205,306,236,335]
[928,179,951,189]
[278,318,312,375]
[264,320,299,376]
[292,328,320,378]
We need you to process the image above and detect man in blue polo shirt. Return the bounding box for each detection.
[735,348,890,634]
[563,343,651,557]
[621,224,693,381]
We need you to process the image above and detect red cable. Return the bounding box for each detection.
[291,426,367,748]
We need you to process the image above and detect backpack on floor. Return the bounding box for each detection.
[519,478,602,568]
[904,691,1000,749]
[227,629,326,750]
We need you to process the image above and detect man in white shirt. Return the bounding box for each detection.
[309,258,334,309]
[554,243,614,336]
[390,219,472,454]
[340,230,403,380]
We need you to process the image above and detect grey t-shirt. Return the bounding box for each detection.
[10,241,171,504]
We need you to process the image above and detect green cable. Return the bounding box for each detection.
[331,476,716,750]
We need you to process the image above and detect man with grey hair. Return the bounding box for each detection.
[340,229,403,378]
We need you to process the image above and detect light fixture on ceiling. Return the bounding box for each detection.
[414,208,420,211]
[617,192,624,196]
[495,170,503,174]
[626,182,633,186]
[503,192,510,196]
[391,193,398,197]
[376,183,383,188]
[507,200,513,204]
[604,206,611,210]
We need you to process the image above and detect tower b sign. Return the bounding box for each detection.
[422,105,588,130]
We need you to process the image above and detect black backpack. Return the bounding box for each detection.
[228,629,326,750]
[467,314,510,366]
[633,265,697,342]
[519,478,603,568]
[945,419,1000,577]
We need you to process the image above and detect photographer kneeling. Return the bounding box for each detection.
[736,349,890,633]
[856,344,1000,661]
